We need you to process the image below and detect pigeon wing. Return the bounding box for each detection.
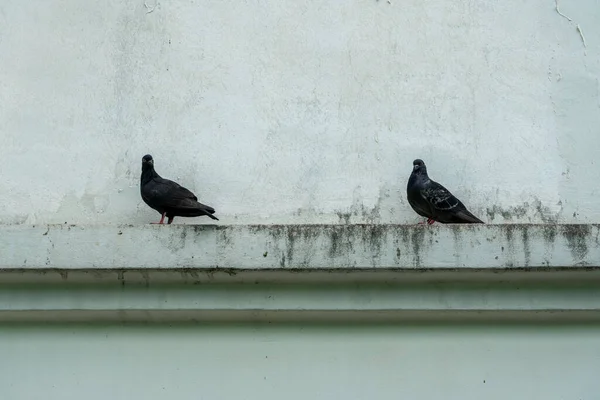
[144,178,198,208]
[421,181,464,213]
[158,180,217,215]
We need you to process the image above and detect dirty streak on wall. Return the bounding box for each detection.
[0,0,598,225]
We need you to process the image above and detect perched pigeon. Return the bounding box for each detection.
[406,159,483,224]
[140,154,218,224]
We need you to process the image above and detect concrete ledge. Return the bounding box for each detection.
[1,224,599,271]
[2,224,599,322]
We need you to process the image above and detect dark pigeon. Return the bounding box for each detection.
[406,159,483,224]
[140,154,218,224]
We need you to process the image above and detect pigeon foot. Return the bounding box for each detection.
[150,212,166,224]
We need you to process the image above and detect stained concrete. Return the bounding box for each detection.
[1,224,598,271]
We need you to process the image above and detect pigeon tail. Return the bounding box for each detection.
[199,205,219,220]
[197,202,218,219]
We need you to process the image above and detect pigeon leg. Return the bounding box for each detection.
[150,212,166,224]
[427,218,435,225]
[167,216,174,224]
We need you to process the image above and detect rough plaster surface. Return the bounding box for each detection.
[0,1,599,225]
[2,224,598,270]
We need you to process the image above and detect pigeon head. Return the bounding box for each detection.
[412,159,427,175]
[142,154,154,170]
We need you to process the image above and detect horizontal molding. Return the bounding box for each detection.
[2,281,599,311]
[2,310,600,324]
[2,224,599,322]
[1,267,600,285]
[1,277,600,322]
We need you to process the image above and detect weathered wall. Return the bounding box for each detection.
[1,0,599,225]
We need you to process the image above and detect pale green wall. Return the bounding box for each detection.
[1,324,599,399]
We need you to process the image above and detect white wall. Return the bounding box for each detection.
[1,0,599,225]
